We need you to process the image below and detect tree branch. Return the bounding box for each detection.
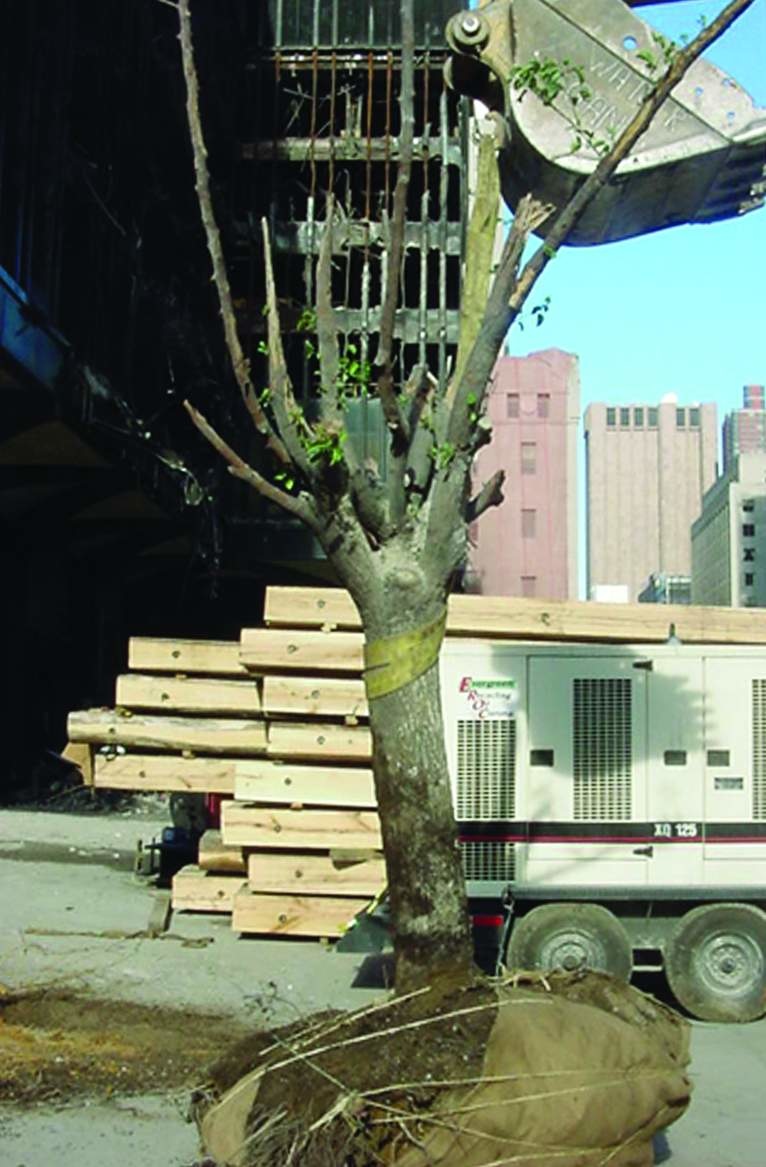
[466,468,505,523]
[261,219,316,477]
[176,0,289,464]
[183,401,321,531]
[315,201,342,422]
[374,0,415,451]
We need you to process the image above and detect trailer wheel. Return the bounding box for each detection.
[664,903,766,1022]
[505,903,632,981]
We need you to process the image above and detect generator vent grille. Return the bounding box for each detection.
[752,680,766,819]
[456,719,516,820]
[572,678,632,820]
[460,840,516,882]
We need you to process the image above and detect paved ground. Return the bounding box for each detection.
[0,808,764,1166]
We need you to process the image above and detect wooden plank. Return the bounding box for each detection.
[129,637,247,675]
[234,761,376,807]
[248,852,385,896]
[68,710,267,756]
[61,741,93,786]
[94,754,236,794]
[198,829,247,874]
[232,890,370,937]
[172,866,246,912]
[267,722,372,763]
[240,628,364,674]
[262,675,367,720]
[265,587,360,630]
[116,673,261,716]
[222,803,382,850]
[263,585,766,645]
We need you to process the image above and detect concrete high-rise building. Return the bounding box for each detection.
[692,453,766,607]
[723,385,766,472]
[468,349,580,599]
[585,397,718,601]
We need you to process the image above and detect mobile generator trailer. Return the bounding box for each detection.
[440,639,766,1022]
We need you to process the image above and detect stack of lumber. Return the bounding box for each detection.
[67,587,766,940]
[67,637,264,795]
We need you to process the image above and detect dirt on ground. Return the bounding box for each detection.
[0,986,252,1107]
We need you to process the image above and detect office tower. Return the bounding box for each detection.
[585,397,717,601]
[692,452,766,607]
[723,385,766,472]
[467,349,580,599]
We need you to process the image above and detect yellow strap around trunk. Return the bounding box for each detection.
[363,610,447,701]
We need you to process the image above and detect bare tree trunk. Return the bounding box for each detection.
[338,545,474,991]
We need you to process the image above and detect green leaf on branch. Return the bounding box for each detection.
[304,425,348,467]
[430,441,457,470]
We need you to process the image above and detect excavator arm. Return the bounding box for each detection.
[446,0,766,243]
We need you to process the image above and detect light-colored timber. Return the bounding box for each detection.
[128,637,247,675]
[61,741,93,786]
[222,803,382,850]
[248,852,385,896]
[232,890,370,937]
[94,753,237,794]
[68,709,267,756]
[234,761,376,807]
[263,585,766,645]
[262,675,367,719]
[172,865,246,912]
[240,628,364,673]
[267,721,372,763]
[116,673,261,715]
[198,829,247,874]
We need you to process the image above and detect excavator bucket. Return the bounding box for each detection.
[446,0,766,244]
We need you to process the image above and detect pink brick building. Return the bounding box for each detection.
[467,349,580,599]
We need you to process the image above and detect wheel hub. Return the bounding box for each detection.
[695,933,765,996]
[540,931,600,973]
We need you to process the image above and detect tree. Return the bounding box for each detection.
[176,0,754,992]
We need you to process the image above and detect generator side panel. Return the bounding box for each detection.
[440,643,527,898]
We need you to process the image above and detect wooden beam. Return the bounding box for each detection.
[116,673,261,715]
[240,628,364,673]
[235,761,376,807]
[267,722,372,763]
[172,866,246,912]
[248,852,385,896]
[68,709,267,756]
[198,830,247,874]
[222,803,382,850]
[262,675,367,719]
[61,741,93,786]
[129,637,247,675]
[263,585,766,645]
[232,890,371,937]
[94,754,236,794]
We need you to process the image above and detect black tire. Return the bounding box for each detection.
[664,903,766,1022]
[505,902,633,981]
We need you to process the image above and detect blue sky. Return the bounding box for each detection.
[507,0,766,422]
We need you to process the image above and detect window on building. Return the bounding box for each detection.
[537,393,550,418]
[648,407,658,427]
[606,408,616,427]
[521,442,537,475]
[743,500,755,512]
[744,548,755,562]
[689,407,700,427]
[506,394,519,419]
[676,408,686,427]
[634,407,644,426]
[745,573,755,587]
[521,575,537,597]
[620,407,630,426]
[743,523,755,537]
[521,509,536,538]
